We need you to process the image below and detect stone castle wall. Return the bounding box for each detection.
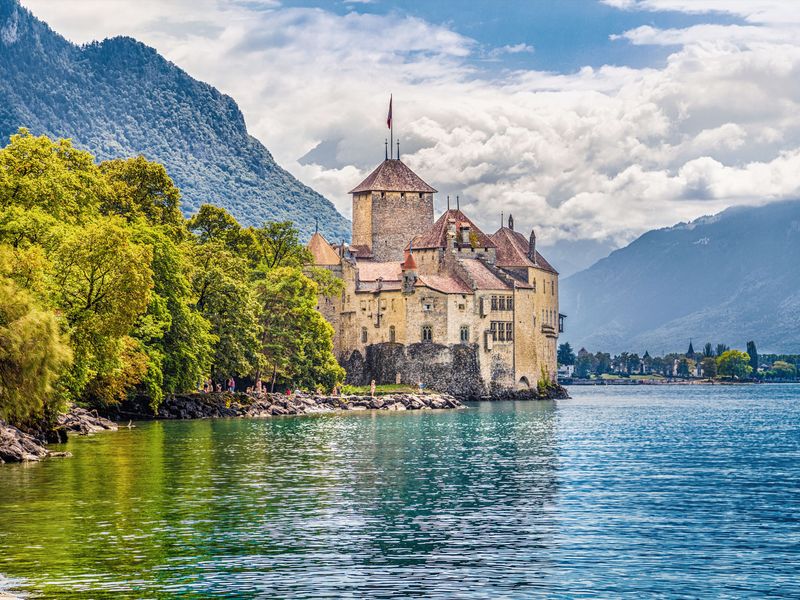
[341,342,488,398]
[370,191,434,262]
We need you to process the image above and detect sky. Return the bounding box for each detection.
[18,0,800,274]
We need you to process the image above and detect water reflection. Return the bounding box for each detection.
[2,387,800,598]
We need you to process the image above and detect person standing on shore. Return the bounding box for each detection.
[370,380,376,397]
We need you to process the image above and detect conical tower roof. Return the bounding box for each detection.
[307,232,340,266]
[349,158,437,194]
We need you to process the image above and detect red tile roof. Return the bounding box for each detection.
[490,227,558,274]
[409,209,496,251]
[349,159,437,194]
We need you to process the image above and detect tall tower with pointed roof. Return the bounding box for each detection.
[349,158,436,262]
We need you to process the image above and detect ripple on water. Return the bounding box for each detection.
[1,385,800,598]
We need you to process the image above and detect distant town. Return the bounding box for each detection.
[557,341,800,383]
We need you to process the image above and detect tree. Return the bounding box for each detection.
[100,156,185,236]
[746,341,758,378]
[717,350,752,379]
[700,356,717,378]
[594,352,611,376]
[0,129,106,223]
[0,277,72,428]
[254,221,312,271]
[50,218,154,406]
[189,241,259,381]
[558,342,575,366]
[254,267,343,391]
[769,361,796,379]
[677,358,690,378]
[703,343,714,358]
[715,343,729,357]
[574,348,592,379]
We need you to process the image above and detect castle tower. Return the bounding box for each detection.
[349,158,436,262]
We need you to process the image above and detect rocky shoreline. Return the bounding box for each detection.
[109,391,465,421]
[0,407,118,464]
[1,386,569,464]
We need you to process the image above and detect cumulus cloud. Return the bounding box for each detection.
[19,0,800,255]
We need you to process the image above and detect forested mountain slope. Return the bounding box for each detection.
[0,0,350,241]
[560,200,800,354]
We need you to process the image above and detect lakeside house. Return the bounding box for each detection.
[308,154,561,396]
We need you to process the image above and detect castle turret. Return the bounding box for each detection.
[527,228,537,264]
[350,158,436,262]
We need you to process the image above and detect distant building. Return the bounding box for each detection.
[308,155,561,396]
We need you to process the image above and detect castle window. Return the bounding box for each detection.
[418,192,423,198]
[361,327,368,343]
[360,300,367,312]
[498,296,506,311]
[507,297,514,311]
[423,300,433,312]
[532,279,537,292]
[460,326,470,343]
[491,295,498,311]
[390,325,396,342]
[401,192,406,199]
[458,303,465,310]
[491,321,513,341]
[422,325,432,342]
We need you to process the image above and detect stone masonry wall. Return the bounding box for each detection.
[342,342,487,398]
[370,191,434,262]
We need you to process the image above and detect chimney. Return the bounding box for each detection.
[528,229,537,264]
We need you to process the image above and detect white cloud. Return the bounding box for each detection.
[17,0,800,253]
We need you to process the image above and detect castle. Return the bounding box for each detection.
[308,155,562,396]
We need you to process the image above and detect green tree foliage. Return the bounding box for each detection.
[574,348,592,379]
[100,156,185,236]
[558,342,575,366]
[0,276,72,428]
[254,221,313,271]
[768,361,796,379]
[746,341,758,376]
[49,218,154,406]
[715,344,730,358]
[716,350,752,379]
[255,267,344,391]
[0,130,347,426]
[703,343,714,358]
[700,356,717,378]
[0,130,106,223]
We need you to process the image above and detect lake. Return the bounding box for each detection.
[1,384,800,598]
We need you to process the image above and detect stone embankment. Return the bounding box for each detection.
[0,406,118,464]
[478,385,570,401]
[150,391,464,420]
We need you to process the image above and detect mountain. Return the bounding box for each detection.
[560,200,800,354]
[0,0,350,242]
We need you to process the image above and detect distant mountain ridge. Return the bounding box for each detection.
[560,200,800,354]
[0,0,350,242]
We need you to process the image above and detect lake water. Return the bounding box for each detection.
[1,384,800,598]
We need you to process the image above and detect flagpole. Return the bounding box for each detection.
[389,94,393,159]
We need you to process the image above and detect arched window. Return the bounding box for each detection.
[422,325,432,342]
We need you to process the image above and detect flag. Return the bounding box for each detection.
[387,95,392,129]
